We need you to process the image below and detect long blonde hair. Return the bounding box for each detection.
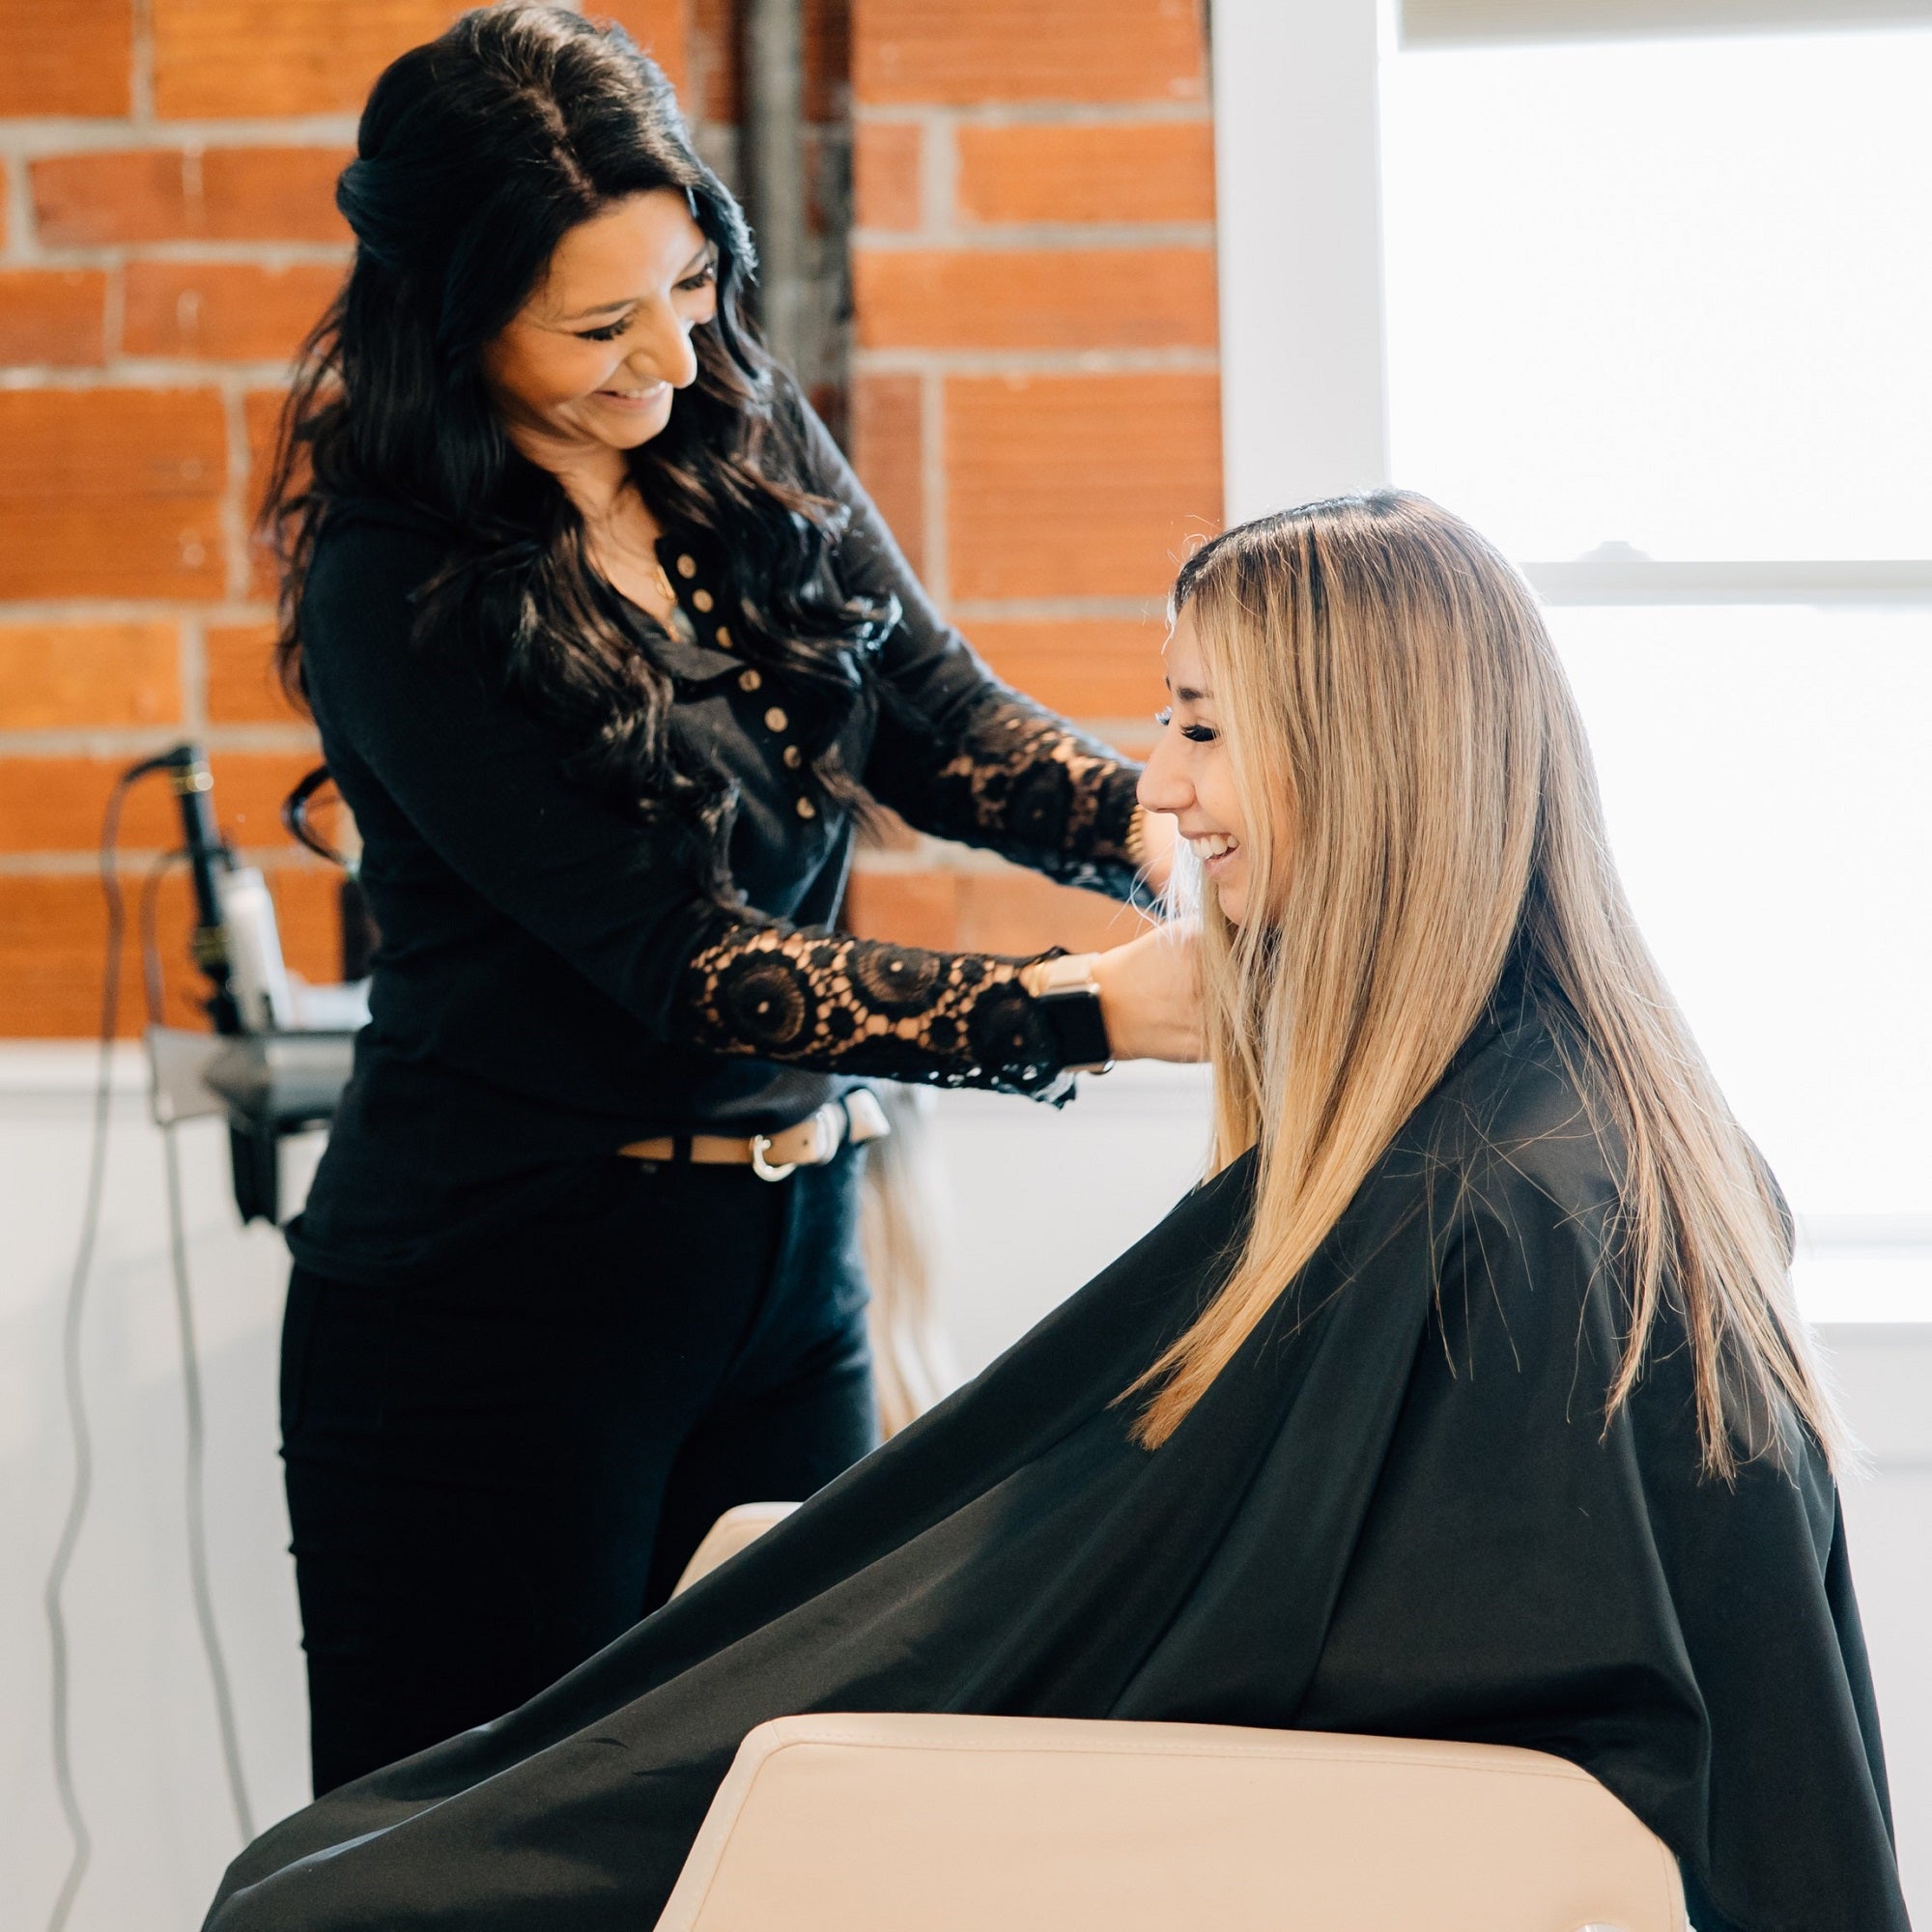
[1130,492,1840,1476]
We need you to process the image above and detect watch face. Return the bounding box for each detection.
[1041,984,1112,1070]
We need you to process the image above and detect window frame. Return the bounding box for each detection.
[1211,0,1932,606]
[1209,0,1932,1286]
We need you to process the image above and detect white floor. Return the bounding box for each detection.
[1,1049,1925,1930]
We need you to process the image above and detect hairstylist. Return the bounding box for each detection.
[266,3,1197,1797]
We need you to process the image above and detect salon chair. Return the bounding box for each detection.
[672,1500,800,1595]
[664,1509,1690,1932]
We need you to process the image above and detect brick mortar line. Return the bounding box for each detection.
[101,256,127,358]
[856,347,1218,375]
[130,0,155,124]
[0,847,331,876]
[0,601,273,621]
[851,843,1018,876]
[220,376,255,600]
[1,155,32,266]
[0,120,361,157]
[0,726,316,754]
[923,116,956,233]
[0,363,300,388]
[5,841,1155,888]
[950,597,1169,622]
[855,103,1210,129]
[21,243,352,269]
[849,804,1159,877]
[3,598,1168,634]
[854,224,1215,250]
[178,610,209,738]
[919,368,948,606]
[5,840,1151,881]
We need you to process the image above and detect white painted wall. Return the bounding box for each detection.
[3,1050,1925,1929]
[1209,0,1393,524]
[2,1048,314,1932]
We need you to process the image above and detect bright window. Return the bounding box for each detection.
[1375,20,1932,1314]
[1381,28,1932,562]
[1214,8,1932,1310]
[1552,605,1932,1203]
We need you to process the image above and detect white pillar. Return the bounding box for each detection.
[1211,0,1393,525]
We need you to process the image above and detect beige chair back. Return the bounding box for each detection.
[670,1501,799,1597]
[655,1711,1689,1932]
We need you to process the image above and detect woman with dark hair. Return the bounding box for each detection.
[269,1,1196,1796]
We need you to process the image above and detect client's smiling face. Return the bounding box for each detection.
[1140,604,1254,923]
[479,188,719,463]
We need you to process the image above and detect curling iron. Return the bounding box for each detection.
[128,744,356,1223]
[126,743,293,1037]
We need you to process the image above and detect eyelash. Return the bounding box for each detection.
[576,270,717,341]
[1154,706,1218,745]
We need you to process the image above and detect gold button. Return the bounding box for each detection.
[715,625,732,648]
[764,706,788,732]
[675,554,696,579]
[693,588,714,612]
[738,668,762,693]
[782,745,803,768]
[796,796,816,819]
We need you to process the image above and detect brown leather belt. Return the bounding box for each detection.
[617,1089,892,1181]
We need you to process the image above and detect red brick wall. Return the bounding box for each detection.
[0,0,1219,1035]
[0,0,684,1034]
[841,0,1220,956]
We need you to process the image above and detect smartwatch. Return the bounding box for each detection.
[1025,951,1115,1074]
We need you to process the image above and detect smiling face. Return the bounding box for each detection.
[479,187,719,471]
[1138,603,1257,924]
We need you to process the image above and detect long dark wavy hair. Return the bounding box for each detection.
[264,3,892,892]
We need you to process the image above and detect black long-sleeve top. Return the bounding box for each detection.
[289,406,1149,1283]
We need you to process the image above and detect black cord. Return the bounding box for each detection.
[280,762,351,867]
[138,848,258,1846]
[42,775,137,1932]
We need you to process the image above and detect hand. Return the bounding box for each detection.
[1090,919,1204,1064]
[1133,807,1179,896]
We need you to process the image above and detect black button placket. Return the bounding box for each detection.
[660,540,820,832]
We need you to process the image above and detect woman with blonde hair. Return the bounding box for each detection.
[209,495,1906,1932]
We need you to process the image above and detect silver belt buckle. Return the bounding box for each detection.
[752,1101,848,1181]
[749,1134,797,1182]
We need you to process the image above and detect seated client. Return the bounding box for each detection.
[207,494,1907,1932]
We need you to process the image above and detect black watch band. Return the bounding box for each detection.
[1028,952,1114,1073]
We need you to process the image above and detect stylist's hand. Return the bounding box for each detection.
[1090,919,1204,1064]
[1135,807,1179,896]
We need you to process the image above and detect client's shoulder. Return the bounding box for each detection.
[1396,980,1627,1261]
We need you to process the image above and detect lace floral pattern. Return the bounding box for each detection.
[899,693,1149,902]
[680,923,1068,1099]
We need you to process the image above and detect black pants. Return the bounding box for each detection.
[279,1144,876,1796]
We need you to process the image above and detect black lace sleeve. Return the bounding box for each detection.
[677,921,1073,1101]
[777,391,1152,907]
[872,688,1151,902]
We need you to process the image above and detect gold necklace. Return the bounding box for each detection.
[588,487,676,611]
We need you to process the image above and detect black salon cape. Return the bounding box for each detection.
[208,989,1907,1932]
